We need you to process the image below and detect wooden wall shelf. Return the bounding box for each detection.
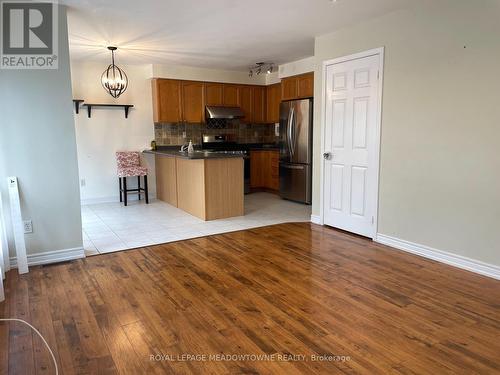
[82,103,134,118]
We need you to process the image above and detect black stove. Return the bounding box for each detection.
[201,135,248,154]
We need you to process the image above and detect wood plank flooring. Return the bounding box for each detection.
[1,223,500,374]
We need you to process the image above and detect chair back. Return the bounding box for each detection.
[116,151,140,169]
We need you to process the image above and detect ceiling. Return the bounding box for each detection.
[64,0,412,70]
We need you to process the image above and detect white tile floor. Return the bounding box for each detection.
[82,193,311,255]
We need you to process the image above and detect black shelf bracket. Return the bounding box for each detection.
[82,103,134,119]
[73,99,84,114]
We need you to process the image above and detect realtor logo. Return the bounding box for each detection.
[1,1,58,69]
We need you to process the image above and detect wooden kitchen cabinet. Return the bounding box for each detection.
[269,151,280,190]
[181,81,205,123]
[156,153,244,220]
[205,82,224,105]
[238,85,253,123]
[250,150,279,192]
[153,78,300,125]
[176,157,244,220]
[297,72,314,98]
[281,72,314,101]
[223,85,239,106]
[152,79,182,123]
[250,151,265,188]
[266,83,281,124]
[281,77,298,101]
[155,155,178,206]
[252,86,266,124]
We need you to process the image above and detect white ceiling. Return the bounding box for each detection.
[64,0,411,70]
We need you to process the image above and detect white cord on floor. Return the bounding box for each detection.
[0,318,59,375]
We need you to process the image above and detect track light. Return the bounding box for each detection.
[248,62,275,77]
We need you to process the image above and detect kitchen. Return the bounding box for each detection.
[75,64,314,254]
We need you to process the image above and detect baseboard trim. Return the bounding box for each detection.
[375,234,500,280]
[310,215,322,225]
[10,247,85,268]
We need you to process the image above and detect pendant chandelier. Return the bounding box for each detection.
[101,46,128,98]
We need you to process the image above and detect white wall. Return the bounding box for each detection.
[152,63,267,85]
[265,72,280,85]
[265,57,315,85]
[313,0,500,267]
[278,56,315,78]
[0,6,82,257]
[71,62,156,204]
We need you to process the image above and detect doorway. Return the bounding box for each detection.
[321,48,384,239]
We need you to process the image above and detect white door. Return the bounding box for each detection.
[323,53,381,238]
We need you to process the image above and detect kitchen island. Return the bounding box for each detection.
[144,149,244,220]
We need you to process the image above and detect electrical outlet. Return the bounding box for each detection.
[23,220,33,234]
[275,123,279,137]
[80,179,86,187]
[182,131,187,139]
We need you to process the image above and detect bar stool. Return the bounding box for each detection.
[116,151,149,206]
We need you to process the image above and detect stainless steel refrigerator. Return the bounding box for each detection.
[279,98,313,204]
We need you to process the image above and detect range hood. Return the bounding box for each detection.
[205,106,244,119]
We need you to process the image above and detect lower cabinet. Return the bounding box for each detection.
[250,150,279,191]
[155,155,177,206]
[156,154,244,220]
[176,157,244,220]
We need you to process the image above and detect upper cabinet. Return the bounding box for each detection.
[205,83,224,106]
[297,73,314,98]
[238,86,253,123]
[152,79,182,123]
[153,77,308,125]
[252,86,266,124]
[266,83,281,124]
[182,81,205,123]
[223,85,239,107]
[281,77,298,101]
[281,72,314,101]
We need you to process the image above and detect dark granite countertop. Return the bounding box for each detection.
[143,149,244,159]
[143,143,279,159]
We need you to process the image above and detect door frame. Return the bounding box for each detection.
[319,47,385,239]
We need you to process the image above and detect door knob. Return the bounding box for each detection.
[323,152,332,160]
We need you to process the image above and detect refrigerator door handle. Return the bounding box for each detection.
[281,164,304,170]
[287,106,293,159]
[289,106,296,158]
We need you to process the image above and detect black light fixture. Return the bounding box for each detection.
[101,46,128,98]
[249,62,274,77]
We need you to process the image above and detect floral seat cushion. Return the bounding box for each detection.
[117,166,148,177]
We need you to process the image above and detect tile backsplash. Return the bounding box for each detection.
[154,121,278,146]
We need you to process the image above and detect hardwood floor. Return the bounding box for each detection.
[1,223,499,374]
